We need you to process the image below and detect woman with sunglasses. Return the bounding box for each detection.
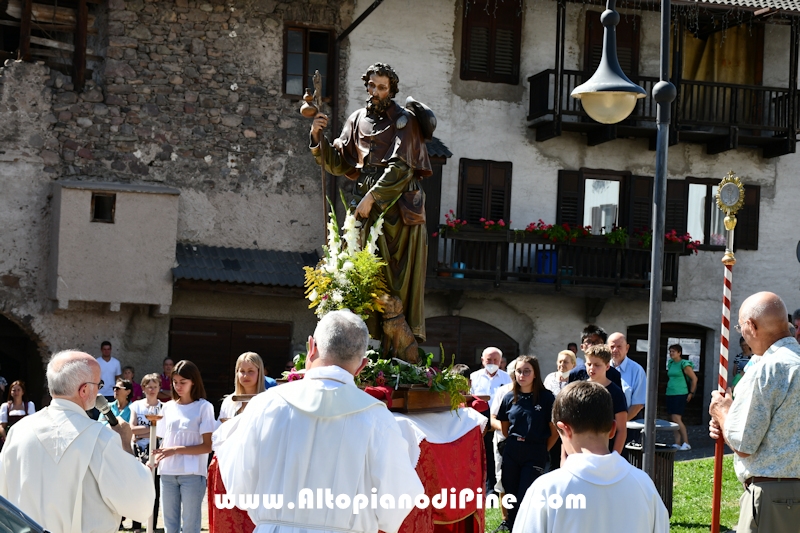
[105,379,133,427]
[496,355,558,530]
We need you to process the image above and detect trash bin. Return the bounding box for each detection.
[624,442,676,516]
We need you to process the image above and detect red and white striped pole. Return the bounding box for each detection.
[711,172,743,533]
[711,263,733,533]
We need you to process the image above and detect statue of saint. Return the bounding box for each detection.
[309,62,432,344]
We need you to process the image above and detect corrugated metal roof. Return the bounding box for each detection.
[680,0,800,12]
[426,137,453,158]
[173,243,319,288]
[695,0,800,11]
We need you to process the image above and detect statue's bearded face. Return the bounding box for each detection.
[365,74,392,116]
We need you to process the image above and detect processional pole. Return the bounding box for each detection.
[710,171,745,533]
[146,407,163,533]
[300,71,329,243]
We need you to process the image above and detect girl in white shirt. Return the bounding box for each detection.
[153,360,216,533]
[0,380,35,443]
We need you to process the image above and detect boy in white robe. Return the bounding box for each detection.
[0,350,154,533]
[213,310,424,533]
[513,381,668,533]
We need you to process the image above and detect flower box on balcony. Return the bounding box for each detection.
[440,226,510,242]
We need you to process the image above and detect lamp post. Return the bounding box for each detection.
[572,0,676,479]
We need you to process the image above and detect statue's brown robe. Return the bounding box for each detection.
[311,101,430,341]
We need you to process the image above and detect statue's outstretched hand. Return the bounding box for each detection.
[311,113,328,144]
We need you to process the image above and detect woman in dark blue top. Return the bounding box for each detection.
[496,355,558,530]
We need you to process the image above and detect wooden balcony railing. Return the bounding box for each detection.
[427,229,683,301]
[528,69,797,157]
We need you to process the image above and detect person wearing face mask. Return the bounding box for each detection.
[471,347,512,494]
[0,350,154,533]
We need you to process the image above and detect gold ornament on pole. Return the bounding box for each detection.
[715,170,745,266]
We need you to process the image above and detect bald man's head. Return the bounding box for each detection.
[739,292,791,353]
[47,350,99,398]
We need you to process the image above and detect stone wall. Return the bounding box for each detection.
[0,0,353,374]
[46,0,351,251]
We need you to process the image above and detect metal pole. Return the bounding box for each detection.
[643,0,676,478]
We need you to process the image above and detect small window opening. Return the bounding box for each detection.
[91,193,115,223]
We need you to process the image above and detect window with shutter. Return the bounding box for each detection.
[458,159,512,225]
[584,10,640,77]
[557,169,650,233]
[684,178,760,250]
[461,0,522,84]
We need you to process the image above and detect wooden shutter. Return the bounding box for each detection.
[461,0,521,84]
[627,175,653,231]
[459,159,488,224]
[458,159,511,225]
[733,185,760,250]
[665,179,687,235]
[585,11,640,76]
[487,162,511,221]
[556,170,583,227]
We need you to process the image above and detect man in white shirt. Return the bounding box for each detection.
[608,333,646,420]
[97,341,122,401]
[213,310,424,533]
[470,347,511,495]
[0,350,154,533]
[470,347,512,404]
[514,381,669,533]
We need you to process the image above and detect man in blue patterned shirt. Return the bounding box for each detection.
[709,291,800,533]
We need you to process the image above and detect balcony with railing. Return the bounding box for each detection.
[426,229,685,301]
[528,68,798,158]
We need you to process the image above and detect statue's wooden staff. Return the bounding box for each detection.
[300,71,329,242]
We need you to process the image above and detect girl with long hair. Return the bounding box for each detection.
[218,352,266,423]
[496,355,558,530]
[153,360,216,533]
[209,352,267,533]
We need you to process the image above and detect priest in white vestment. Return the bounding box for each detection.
[0,350,155,533]
[213,310,425,533]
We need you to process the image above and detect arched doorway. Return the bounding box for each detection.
[423,316,519,371]
[626,323,708,426]
[0,315,45,407]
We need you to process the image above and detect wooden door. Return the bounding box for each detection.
[169,318,292,415]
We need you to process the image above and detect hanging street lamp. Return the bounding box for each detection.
[570,0,647,124]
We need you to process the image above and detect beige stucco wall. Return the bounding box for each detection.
[49,182,179,309]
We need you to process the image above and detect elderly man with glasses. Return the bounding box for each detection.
[0,350,154,533]
[710,292,800,533]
